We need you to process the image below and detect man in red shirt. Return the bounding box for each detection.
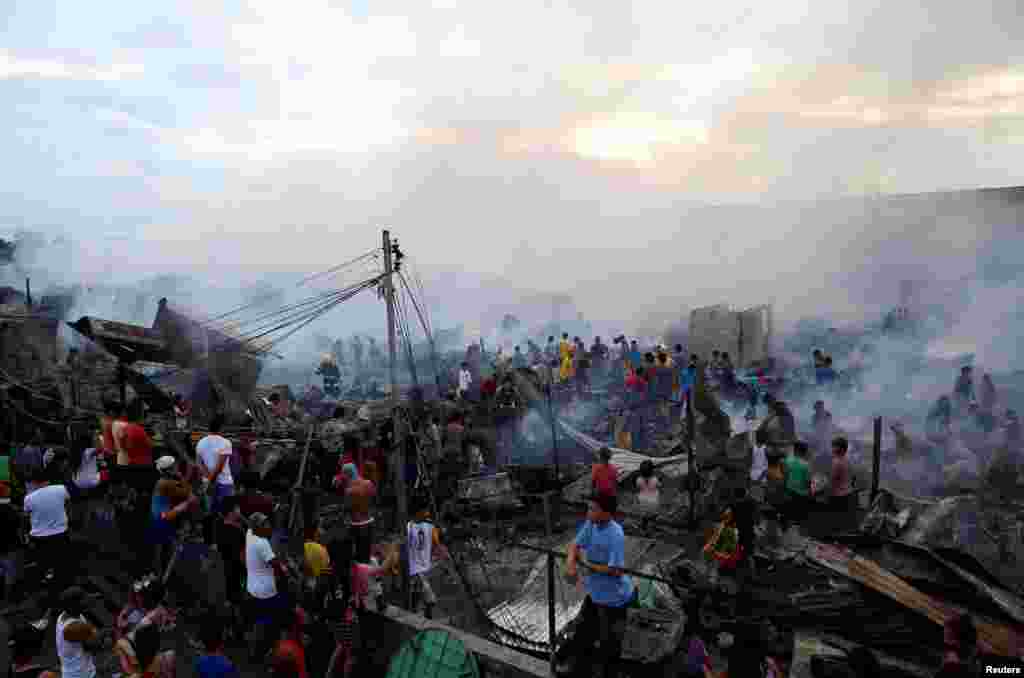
[591,447,618,498]
[624,367,649,452]
[270,607,309,678]
[481,374,498,402]
[113,402,152,466]
[237,472,274,518]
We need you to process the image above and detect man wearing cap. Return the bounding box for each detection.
[559,494,635,678]
[149,456,196,577]
[246,512,295,662]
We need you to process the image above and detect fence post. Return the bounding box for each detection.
[544,491,557,676]
[547,550,556,676]
[871,416,882,505]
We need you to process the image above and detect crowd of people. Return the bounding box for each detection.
[0,389,471,678]
[1,326,1020,678]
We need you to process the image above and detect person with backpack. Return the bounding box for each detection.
[114,579,177,677]
[55,587,101,678]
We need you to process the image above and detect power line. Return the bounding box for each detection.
[255,275,384,355]
[197,248,381,328]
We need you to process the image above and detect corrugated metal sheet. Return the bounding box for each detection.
[485,535,685,660]
[558,421,690,504]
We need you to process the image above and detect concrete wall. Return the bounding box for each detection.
[688,304,740,364]
[739,305,772,367]
[689,304,772,368]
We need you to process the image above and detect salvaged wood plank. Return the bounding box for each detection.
[805,539,1021,658]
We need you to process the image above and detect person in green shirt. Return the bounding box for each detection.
[782,441,812,529]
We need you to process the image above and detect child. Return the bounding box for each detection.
[269,608,308,678]
[591,447,618,499]
[782,442,812,531]
[635,460,659,507]
[195,619,240,678]
[635,460,660,533]
[681,609,714,678]
[325,548,397,678]
[115,582,148,642]
[703,508,740,567]
[303,526,332,615]
[407,504,449,619]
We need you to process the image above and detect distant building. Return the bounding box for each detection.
[688,304,773,368]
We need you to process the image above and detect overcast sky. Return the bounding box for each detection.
[2,1,1023,335]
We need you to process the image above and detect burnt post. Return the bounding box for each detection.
[687,386,697,528]
[871,416,882,505]
[117,361,127,410]
[547,382,559,483]
[547,549,557,675]
[544,491,557,675]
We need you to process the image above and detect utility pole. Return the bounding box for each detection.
[383,230,406,528]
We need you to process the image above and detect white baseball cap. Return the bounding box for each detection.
[155,456,176,472]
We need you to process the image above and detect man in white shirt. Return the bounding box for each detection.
[23,468,72,616]
[407,504,449,620]
[245,513,293,662]
[749,429,769,503]
[457,363,472,401]
[197,415,235,546]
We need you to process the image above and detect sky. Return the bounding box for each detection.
[1,1,1023,346]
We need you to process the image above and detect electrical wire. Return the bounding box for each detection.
[255,275,384,354]
[292,249,381,288]
[199,248,380,327]
[397,271,441,385]
[395,290,419,386]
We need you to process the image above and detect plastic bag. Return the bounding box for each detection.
[634,576,656,609]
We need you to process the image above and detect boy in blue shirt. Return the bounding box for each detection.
[195,619,240,678]
[558,494,635,678]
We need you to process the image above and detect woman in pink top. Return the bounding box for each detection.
[828,436,853,512]
[326,549,397,678]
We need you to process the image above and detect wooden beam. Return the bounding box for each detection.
[382,607,550,677]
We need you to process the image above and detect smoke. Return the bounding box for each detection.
[3,179,1020,414]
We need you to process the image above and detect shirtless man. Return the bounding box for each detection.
[347,462,378,563]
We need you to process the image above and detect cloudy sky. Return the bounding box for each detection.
[2,1,1023,334]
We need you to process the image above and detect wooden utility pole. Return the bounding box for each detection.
[871,416,882,505]
[383,230,406,527]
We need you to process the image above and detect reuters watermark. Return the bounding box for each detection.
[985,666,1022,675]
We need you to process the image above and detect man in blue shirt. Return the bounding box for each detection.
[626,341,642,373]
[558,494,635,678]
